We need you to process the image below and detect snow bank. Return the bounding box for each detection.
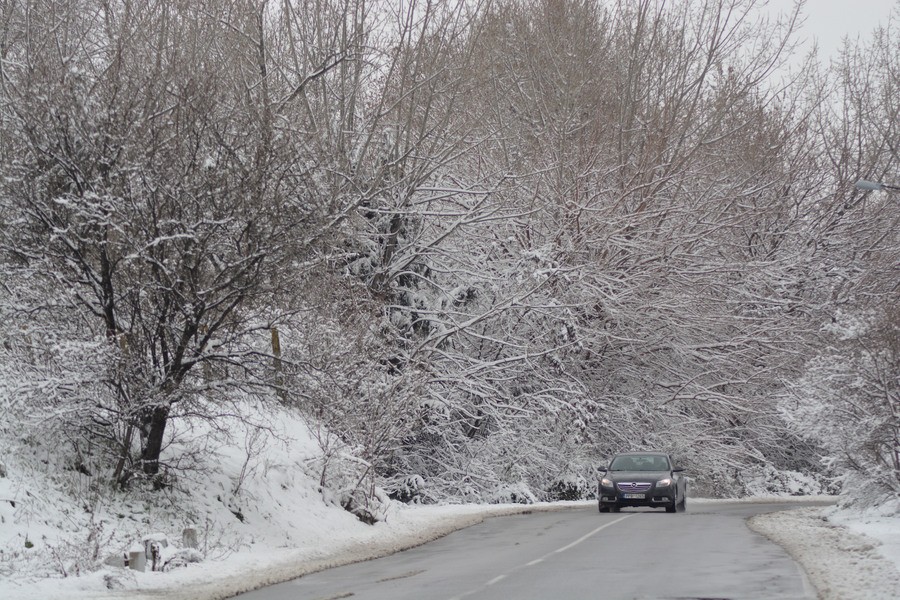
[4,493,900,600]
[829,498,900,570]
[749,505,900,600]
[3,399,899,600]
[0,502,580,600]
[0,400,587,600]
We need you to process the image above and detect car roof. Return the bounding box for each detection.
[614,451,669,456]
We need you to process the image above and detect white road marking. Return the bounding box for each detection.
[552,514,634,554]
[447,512,634,600]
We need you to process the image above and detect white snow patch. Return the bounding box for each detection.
[3,394,899,600]
[0,502,581,600]
[3,487,900,600]
[749,503,900,600]
[828,498,900,581]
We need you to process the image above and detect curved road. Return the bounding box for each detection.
[236,501,818,600]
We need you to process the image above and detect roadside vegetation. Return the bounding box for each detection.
[0,0,897,577]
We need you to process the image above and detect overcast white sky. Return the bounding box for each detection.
[766,0,898,61]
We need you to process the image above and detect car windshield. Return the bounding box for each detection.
[609,455,670,471]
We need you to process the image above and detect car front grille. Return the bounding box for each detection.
[616,482,652,493]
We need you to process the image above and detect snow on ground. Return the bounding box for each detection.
[829,498,900,572]
[0,499,576,600]
[749,501,900,600]
[0,404,584,600]
[2,403,899,600]
[2,497,898,600]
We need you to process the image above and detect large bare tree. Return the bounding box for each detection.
[0,0,355,485]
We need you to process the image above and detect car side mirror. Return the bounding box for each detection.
[672,467,685,472]
[597,465,608,473]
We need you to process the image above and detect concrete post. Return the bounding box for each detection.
[182,526,198,550]
[128,544,146,572]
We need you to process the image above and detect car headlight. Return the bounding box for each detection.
[656,478,672,487]
[600,477,613,487]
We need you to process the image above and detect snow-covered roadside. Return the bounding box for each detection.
[3,399,896,600]
[829,499,900,571]
[4,498,899,600]
[749,501,900,600]
[1,501,582,600]
[2,404,586,600]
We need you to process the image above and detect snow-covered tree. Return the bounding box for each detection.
[0,0,358,486]
[785,10,900,502]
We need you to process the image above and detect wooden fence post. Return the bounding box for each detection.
[271,327,286,403]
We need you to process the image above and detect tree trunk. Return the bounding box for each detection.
[141,404,170,479]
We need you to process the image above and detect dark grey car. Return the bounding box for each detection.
[598,451,687,513]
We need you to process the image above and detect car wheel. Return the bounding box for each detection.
[666,499,677,513]
[598,502,609,513]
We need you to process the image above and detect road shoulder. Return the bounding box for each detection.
[749,506,900,600]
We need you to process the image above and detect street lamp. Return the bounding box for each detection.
[855,178,900,192]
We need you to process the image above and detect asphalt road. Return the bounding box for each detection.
[235,501,819,600]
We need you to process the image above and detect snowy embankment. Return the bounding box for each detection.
[749,499,900,600]
[0,498,573,600]
[3,499,899,600]
[2,403,898,600]
[0,404,587,600]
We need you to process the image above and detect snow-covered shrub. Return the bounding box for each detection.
[784,308,900,502]
[546,472,596,501]
[743,465,837,497]
[162,547,203,571]
[685,467,746,498]
[490,482,537,505]
[385,474,427,504]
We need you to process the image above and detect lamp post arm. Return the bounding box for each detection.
[856,178,900,192]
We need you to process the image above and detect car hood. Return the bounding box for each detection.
[605,470,669,482]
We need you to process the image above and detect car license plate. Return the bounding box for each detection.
[622,493,645,499]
